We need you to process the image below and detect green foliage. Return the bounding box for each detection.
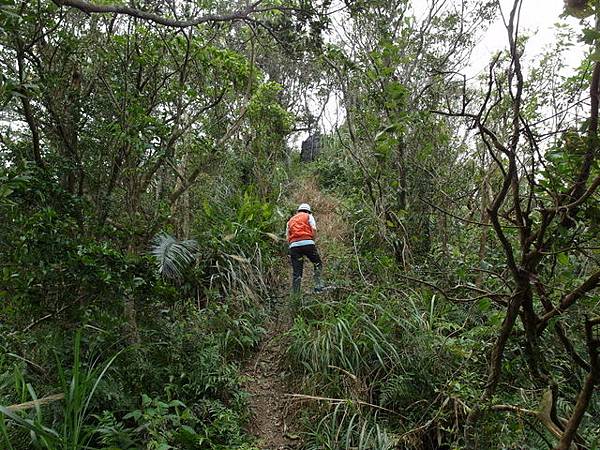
[285,290,466,446]
[192,187,283,297]
[0,164,271,448]
[0,169,31,206]
[2,0,600,448]
[303,403,395,450]
[0,332,122,449]
[248,82,294,137]
[286,298,401,386]
[150,233,199,282]
[1,1,300,448]
[246,82,295,195]
[106,300,265,449]
[1,296,266,448]
[0,166,155,324]
[101,394,258,450]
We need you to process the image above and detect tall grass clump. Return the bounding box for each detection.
[0,332,122,449]
[303,403,396,450]
[286,297,402,399]
[285,290,467,448]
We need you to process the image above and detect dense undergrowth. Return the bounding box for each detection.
[280,155,600,449]
[2,157,599,449]
[0,163,286,449]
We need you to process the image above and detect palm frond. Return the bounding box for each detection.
[150,232,198,281]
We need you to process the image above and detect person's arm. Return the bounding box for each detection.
[309,214,317,237]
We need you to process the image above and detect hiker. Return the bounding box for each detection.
[286,203,324,294]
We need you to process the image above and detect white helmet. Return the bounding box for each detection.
[297,203,312,213]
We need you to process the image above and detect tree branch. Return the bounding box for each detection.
[538,269,600,326]
[556,317,600,450]
[52,0,264,28]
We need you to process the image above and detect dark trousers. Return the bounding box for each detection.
[289,244,322,287]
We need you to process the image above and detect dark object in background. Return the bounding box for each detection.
[301,133,321,162]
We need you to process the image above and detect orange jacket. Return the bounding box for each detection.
[287,212,314,243]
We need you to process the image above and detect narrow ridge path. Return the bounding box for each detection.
[242,303,299,450]
[242,175,346,449]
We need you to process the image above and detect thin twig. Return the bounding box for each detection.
[284,393,406,418]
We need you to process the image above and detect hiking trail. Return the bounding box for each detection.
[242,304,299,450]
[242,177,346,449]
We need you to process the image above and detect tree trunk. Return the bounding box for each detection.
[124,244,141,344]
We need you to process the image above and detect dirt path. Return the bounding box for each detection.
[243,305,299,450]
[242,175,347,448]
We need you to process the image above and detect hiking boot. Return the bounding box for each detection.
[314,265,324,292]
[292,277,302,295]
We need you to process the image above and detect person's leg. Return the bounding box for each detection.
[289,246,304,294]
[303,245,324,291]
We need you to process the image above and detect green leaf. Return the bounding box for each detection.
[582,27,600,45]
[547,316,560,332]
[123,410,142,421]
[557,253,569,266]
[478,298,492,312]
[0,186,13,198]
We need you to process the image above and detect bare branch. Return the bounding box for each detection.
[52,0,265,28]
[5,394,65,412]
